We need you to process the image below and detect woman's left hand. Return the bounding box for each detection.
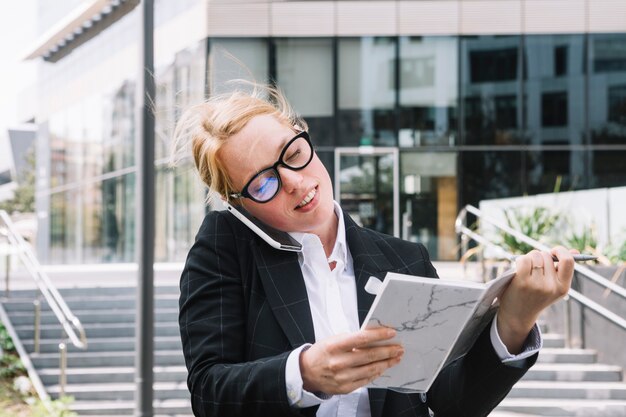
[497,246,577,354]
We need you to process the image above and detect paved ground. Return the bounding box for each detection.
[2,260,491,291]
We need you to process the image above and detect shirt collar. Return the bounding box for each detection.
[288,201,347,267]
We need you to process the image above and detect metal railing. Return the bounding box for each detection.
[455,204,626,347]
[0,210,87,398]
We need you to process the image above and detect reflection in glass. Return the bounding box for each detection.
[525,35,585,145]
[155,42,206,160]
[399,37,458,147]
[590,151,626,188]
[589,34,626,145]
[209,38,269,95]
[461,36,524,145]
[400,152,457,260]
[338,37,397,146]
[338,153,394,236]
[525,150,586,194]
[461,151,523,204]
[104,81,135,173]
[276,38,334,146]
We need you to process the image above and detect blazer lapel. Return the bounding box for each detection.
[344,212,394,417]
[343,212,393,325]
[252,241,316,348]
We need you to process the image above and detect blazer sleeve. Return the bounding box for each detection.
[178,212,298,417]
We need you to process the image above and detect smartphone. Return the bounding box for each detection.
[225,203,302,252]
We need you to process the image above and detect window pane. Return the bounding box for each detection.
[590,150,626,188]
[589,34,626,145]
[155,41,207,160]
[525,35,585,145]
[275,38,334,146]
[461,36,524,145]
[525,150,587,194]
[399,37,458,147]
[460,151,523,205]
[209,38,269,95]
[338,37,397,146]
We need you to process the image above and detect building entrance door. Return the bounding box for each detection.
[334,147,399,237]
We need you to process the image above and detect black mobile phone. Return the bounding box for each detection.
[225,203,302,252]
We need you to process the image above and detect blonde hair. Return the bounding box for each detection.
[171,82,308,203]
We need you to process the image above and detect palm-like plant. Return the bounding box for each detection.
[500,206,561,255]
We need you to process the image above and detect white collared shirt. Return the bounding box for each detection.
[284,202,541,417]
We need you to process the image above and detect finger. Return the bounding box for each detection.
[336,355,403,388]
[528,250,545,277]
[540,250,555,275]
[333,327,396,352]
[515,253,532,276]
[551,246,575,290]
[349,344,404,368]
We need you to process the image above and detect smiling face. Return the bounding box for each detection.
[220,114,337,243]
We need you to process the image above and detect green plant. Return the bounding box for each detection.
[565,223,599,257]
[500,206,561,254]
[0,144,35,214]
[0,324,15,352]
[30,396,77,417]
[0,354,25,379]
[604,238,626,264]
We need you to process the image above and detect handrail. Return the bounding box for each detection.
[0,302,49,401]
[455,204,626,332]
[0,210,87,349]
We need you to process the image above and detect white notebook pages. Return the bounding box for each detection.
[361,268,517,393]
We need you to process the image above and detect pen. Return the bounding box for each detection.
[514,254,597,262]
[562,254,597,262]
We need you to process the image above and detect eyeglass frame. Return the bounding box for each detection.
[228,130,314,203]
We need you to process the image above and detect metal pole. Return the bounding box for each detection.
[59,341,67,397]
[5,252,9,296]
[135,1,155,416]
[33,299,41,354]
[564,295,572,348]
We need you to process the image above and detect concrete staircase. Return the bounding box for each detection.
[494,333,626,416]
[2,285,626,417]
[1,285,192,416]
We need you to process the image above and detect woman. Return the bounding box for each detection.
[173,84,575,417]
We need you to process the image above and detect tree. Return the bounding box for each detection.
[0,145,35,214]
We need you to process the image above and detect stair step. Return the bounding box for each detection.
[31,350,185,368]
[22,336,182,354]
[2,286,179,300]
[69,398,191,415]
[14,322,180,339]
[537,348,597,364]
[542,333,566,348]
[1,294,179,312]
[523,363,624,382]
[39,365,187,385]
[509,381,626,400]
[8,308,179,326]
[48,381,189,401]
[496,398,626,416]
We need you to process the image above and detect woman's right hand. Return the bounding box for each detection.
[299,327,404,395]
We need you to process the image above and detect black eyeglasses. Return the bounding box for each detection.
[229,131,314,203]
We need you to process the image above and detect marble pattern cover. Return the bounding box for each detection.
[361,269,516,392]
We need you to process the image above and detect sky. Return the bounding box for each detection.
[0,0,38,133]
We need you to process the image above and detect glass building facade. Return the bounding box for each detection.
[33,2,626,264]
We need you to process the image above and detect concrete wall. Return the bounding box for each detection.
[540,266,626,370]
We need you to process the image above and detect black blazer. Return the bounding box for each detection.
[179,210,536,417]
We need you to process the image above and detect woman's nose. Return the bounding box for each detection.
[278,166,304,194]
